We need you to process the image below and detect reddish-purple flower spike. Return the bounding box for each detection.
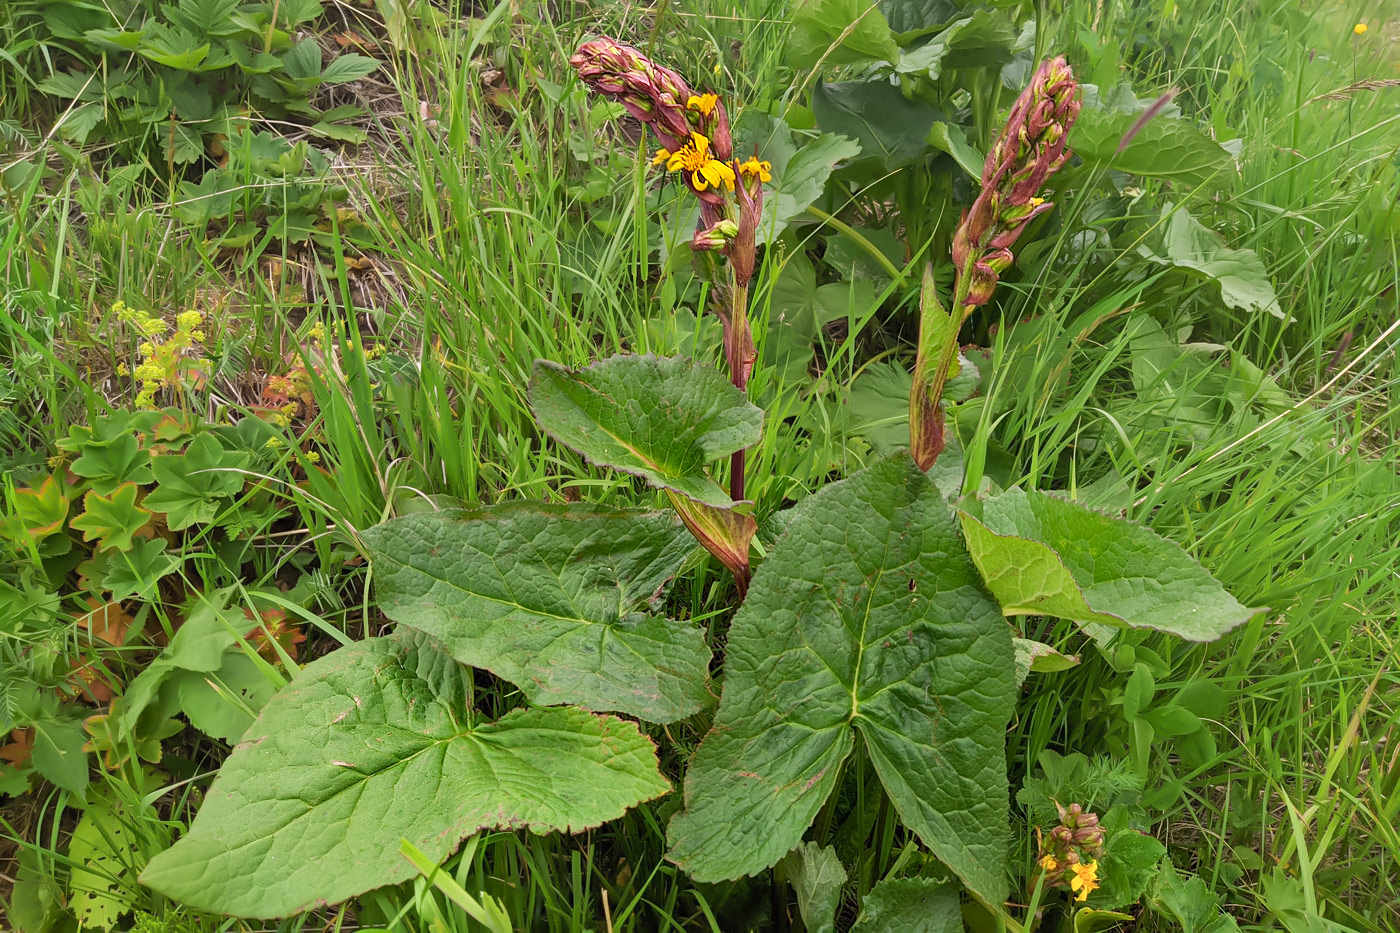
[570,37,694,149]
[953,55,1081,309]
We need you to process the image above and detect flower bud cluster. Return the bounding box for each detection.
[952,56,1080,308]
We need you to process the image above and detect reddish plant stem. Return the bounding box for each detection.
[723,281,753,502]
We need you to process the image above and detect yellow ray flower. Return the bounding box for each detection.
[738,157,772,183]
[1354,22,1368,34]
[687,93,719,116]
[652,147,672,166]
[1069,860,1099,902]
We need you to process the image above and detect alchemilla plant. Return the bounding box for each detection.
[138,38,1262,928]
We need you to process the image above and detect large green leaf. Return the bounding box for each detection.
[766,133,862,241]
[1071,108,1234,188]
[666,454,1013,905]
[852,877,962,932]
[529,354,762,508]
[812,81,941,171]
[878,0,959,41]
[1140,205,1283,319]
[895,10,1018,80]
[959,489,1262,641]
[790,0,899,70]
[364,503,709,723]
[140,635,670,918]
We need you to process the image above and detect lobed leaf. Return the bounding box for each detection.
[364,502,710,723]
[140,634,670,918]
[666,454,1013,905]
[959,488,1262,642]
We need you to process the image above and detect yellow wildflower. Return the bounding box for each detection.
[687,93,719,117]
[652,147,671,166]
[661,132,736,192]
[1038,854,1059,871]
[1069,860,1099,902]
[1354,22,1367,34]
[1029,196,1046,207]
[738,157,772,183]
[304,451,321,464]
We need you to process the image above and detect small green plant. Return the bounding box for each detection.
[31,0,379,169]
[135,40,1260,930]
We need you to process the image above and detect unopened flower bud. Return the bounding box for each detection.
[693,218,739,251]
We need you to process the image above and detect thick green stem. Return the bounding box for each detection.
[908,260,973,470]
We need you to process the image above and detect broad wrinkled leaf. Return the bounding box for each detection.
[529,354,763,509]
[959,488,1262,641]
[895,10,1017,80]
[1071,108,1234,188]
[1140,205,1283,319]
[70,483,151,552]
[365,503,709,722]
[791,0,899,69]
[777,843,847,933]
[140,635,670,918]
[812,81,941,171]
[765,133,862,242]
[878,0,959,41]
[666,454,1013,905]
[852,877,962,932]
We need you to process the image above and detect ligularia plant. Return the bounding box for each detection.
[140,42,1260,926]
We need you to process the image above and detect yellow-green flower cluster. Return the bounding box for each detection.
[116,302,207,408]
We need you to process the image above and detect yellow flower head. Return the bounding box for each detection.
[1029,196,1046,207]
[738,157,773,183]
[1354,22,1367,34]
[652,147,672,166]
[661,132,736,192]
[687,93,719,117]
[1038,854,1059,871]
[1069,860,1099,902]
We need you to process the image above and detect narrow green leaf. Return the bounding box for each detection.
[364,503,709,723]
[959,488,1263,642]
[852,877,962,932]
[666,454,1013,904]
[529,354,762,509]
[139,635,670,918]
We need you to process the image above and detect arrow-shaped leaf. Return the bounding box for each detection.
[666,454,1014,905]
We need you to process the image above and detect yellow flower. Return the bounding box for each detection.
[1029,196,1046,207]
[1354,22,1367,34]
[738,157,772,183]
[687,93,719,116]
[661,132,736,192]
[1069,860,1099,902]
[1039,854,1059,871]
[652,147,672,166]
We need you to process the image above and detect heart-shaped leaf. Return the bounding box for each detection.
[364,503,709,723]
[139,634,670,918]
[959,488,1263,641]
[529,354,762,509]
[666,454,1013,905]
